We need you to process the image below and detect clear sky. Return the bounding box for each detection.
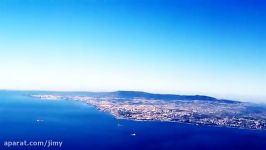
[0,0,265,102]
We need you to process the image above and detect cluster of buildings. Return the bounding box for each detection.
[33,95,266,130]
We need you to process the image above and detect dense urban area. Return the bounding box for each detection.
[32,94,266,130]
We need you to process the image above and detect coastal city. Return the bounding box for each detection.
[32,94,266,130]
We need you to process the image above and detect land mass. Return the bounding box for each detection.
[32,91,266,130]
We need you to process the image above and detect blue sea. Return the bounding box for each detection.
[1,91,266,150]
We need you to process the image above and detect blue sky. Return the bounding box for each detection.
[0,0,265,102]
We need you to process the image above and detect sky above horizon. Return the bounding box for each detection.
[0,0,265,102]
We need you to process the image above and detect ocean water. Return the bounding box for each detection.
[1,91,266,150]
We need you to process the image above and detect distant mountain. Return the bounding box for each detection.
[108,91,215,100]
[28,90,240,104]
[103,91,239,104]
